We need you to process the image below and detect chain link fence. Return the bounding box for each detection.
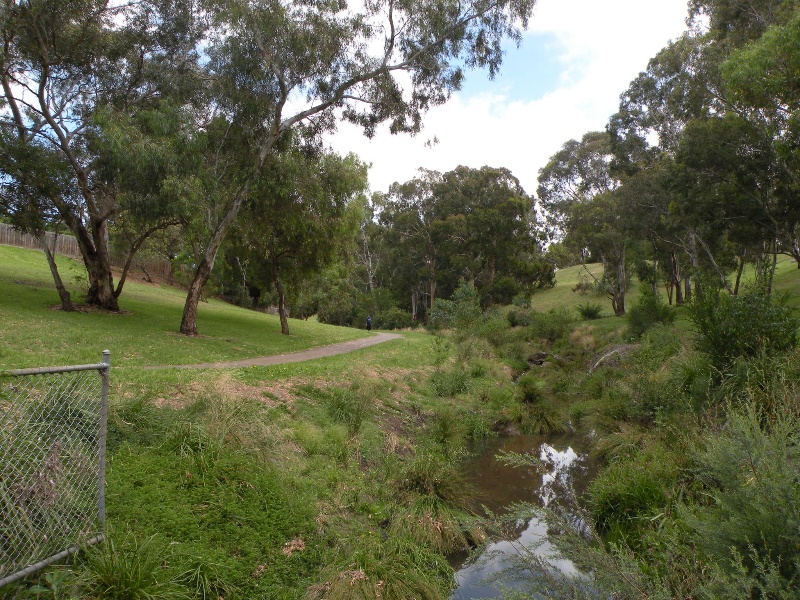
[0,352,109,587]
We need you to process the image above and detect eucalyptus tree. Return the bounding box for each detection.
[0,0,204,310]
[233,145,368,336]
[379,169,442,318]
[721,11,800,266]
[179,0,538,335]
[537,131,630,315]
[0,137,75,310]
[431,165,549,304]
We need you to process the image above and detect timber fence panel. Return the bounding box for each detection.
[0,352,109,587]
[0,223,172,279]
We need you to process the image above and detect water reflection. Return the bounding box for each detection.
[450,435,593,599]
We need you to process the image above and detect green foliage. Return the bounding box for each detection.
[576,302,604,320]
[429,367,472,397]
[686,403,800,589]
[77,535,189,599]
[627,287,675,338]
[477,311,511,347]
[515,372,546,403]
[589,459,669,548]
[428,279,482,330]
[325,387,372,436]
[307,537,451,600]
[373,307,417,330]
[506,307,533,327]
[688,287,799,370]
[529,307,575,343]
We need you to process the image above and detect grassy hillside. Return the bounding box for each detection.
[530,256,800,315]
[0,245,368,370]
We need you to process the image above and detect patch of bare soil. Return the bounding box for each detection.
[49,303,132,315]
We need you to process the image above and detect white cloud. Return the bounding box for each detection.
[325,0,689,195]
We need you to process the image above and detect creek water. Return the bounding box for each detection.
[449,433,596,599]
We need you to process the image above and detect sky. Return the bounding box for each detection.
[325,0,692,196]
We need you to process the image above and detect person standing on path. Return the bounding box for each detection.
[366,315,372,331]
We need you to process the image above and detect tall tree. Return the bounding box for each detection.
[234,146,368,335]
[0,0,203,310]
[538,131,630,314]
[177,0,538,335]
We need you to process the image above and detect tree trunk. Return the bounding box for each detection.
[180,258,212,336]
[768,238,778,295]
[180,187,250,335]
[68,216,119,310]
[684,274,692,303]
[672,251,683,305]
[612,251,626,316]
[733,249,746,296]
[37,233,73,312]
[274,275,290,335]
[688,231,701,298]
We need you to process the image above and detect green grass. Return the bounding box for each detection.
[0,245,368,369]
[529,257,800,330]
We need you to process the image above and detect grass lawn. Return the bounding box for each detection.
[0,245,369,370]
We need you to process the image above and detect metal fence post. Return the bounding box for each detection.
[98,350,110,529]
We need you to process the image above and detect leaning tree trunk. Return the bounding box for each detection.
[180,187,249,335]
[37,232,73,312]
[274,275,290,335]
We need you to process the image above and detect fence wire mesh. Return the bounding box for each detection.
[0,355,108,585]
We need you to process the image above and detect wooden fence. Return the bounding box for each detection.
[0,223,173,280]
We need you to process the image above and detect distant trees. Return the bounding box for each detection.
[378,165,552,318]
[542,0,800,314]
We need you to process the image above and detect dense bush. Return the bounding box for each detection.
[687,404,800,593]
[576,302,604,320]
[373,307,417,330]
[627,287,675,338]
[529,307,574,343]
[688,286,799,370]
[428,280,482,330]
[506,308,533,327]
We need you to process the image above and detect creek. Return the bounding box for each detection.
[449,433,597,599]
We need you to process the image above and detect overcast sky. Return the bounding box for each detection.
[325,0,691,196]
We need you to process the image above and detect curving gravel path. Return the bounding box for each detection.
[145,332,403,370]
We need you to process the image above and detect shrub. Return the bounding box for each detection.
[686,403,800,589]
[530,307,574,343]
[374,307,416,330]
[688,286,799,370]
[516,372,546,404]
[576,302,604,320]
[429,368,471,397]
[428,279,481,330]
[506,308,533,327]
[589,460,669,548]
[478,312,510,347]
[627,287,675,338]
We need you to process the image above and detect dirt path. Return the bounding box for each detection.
[146,332,404,370]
